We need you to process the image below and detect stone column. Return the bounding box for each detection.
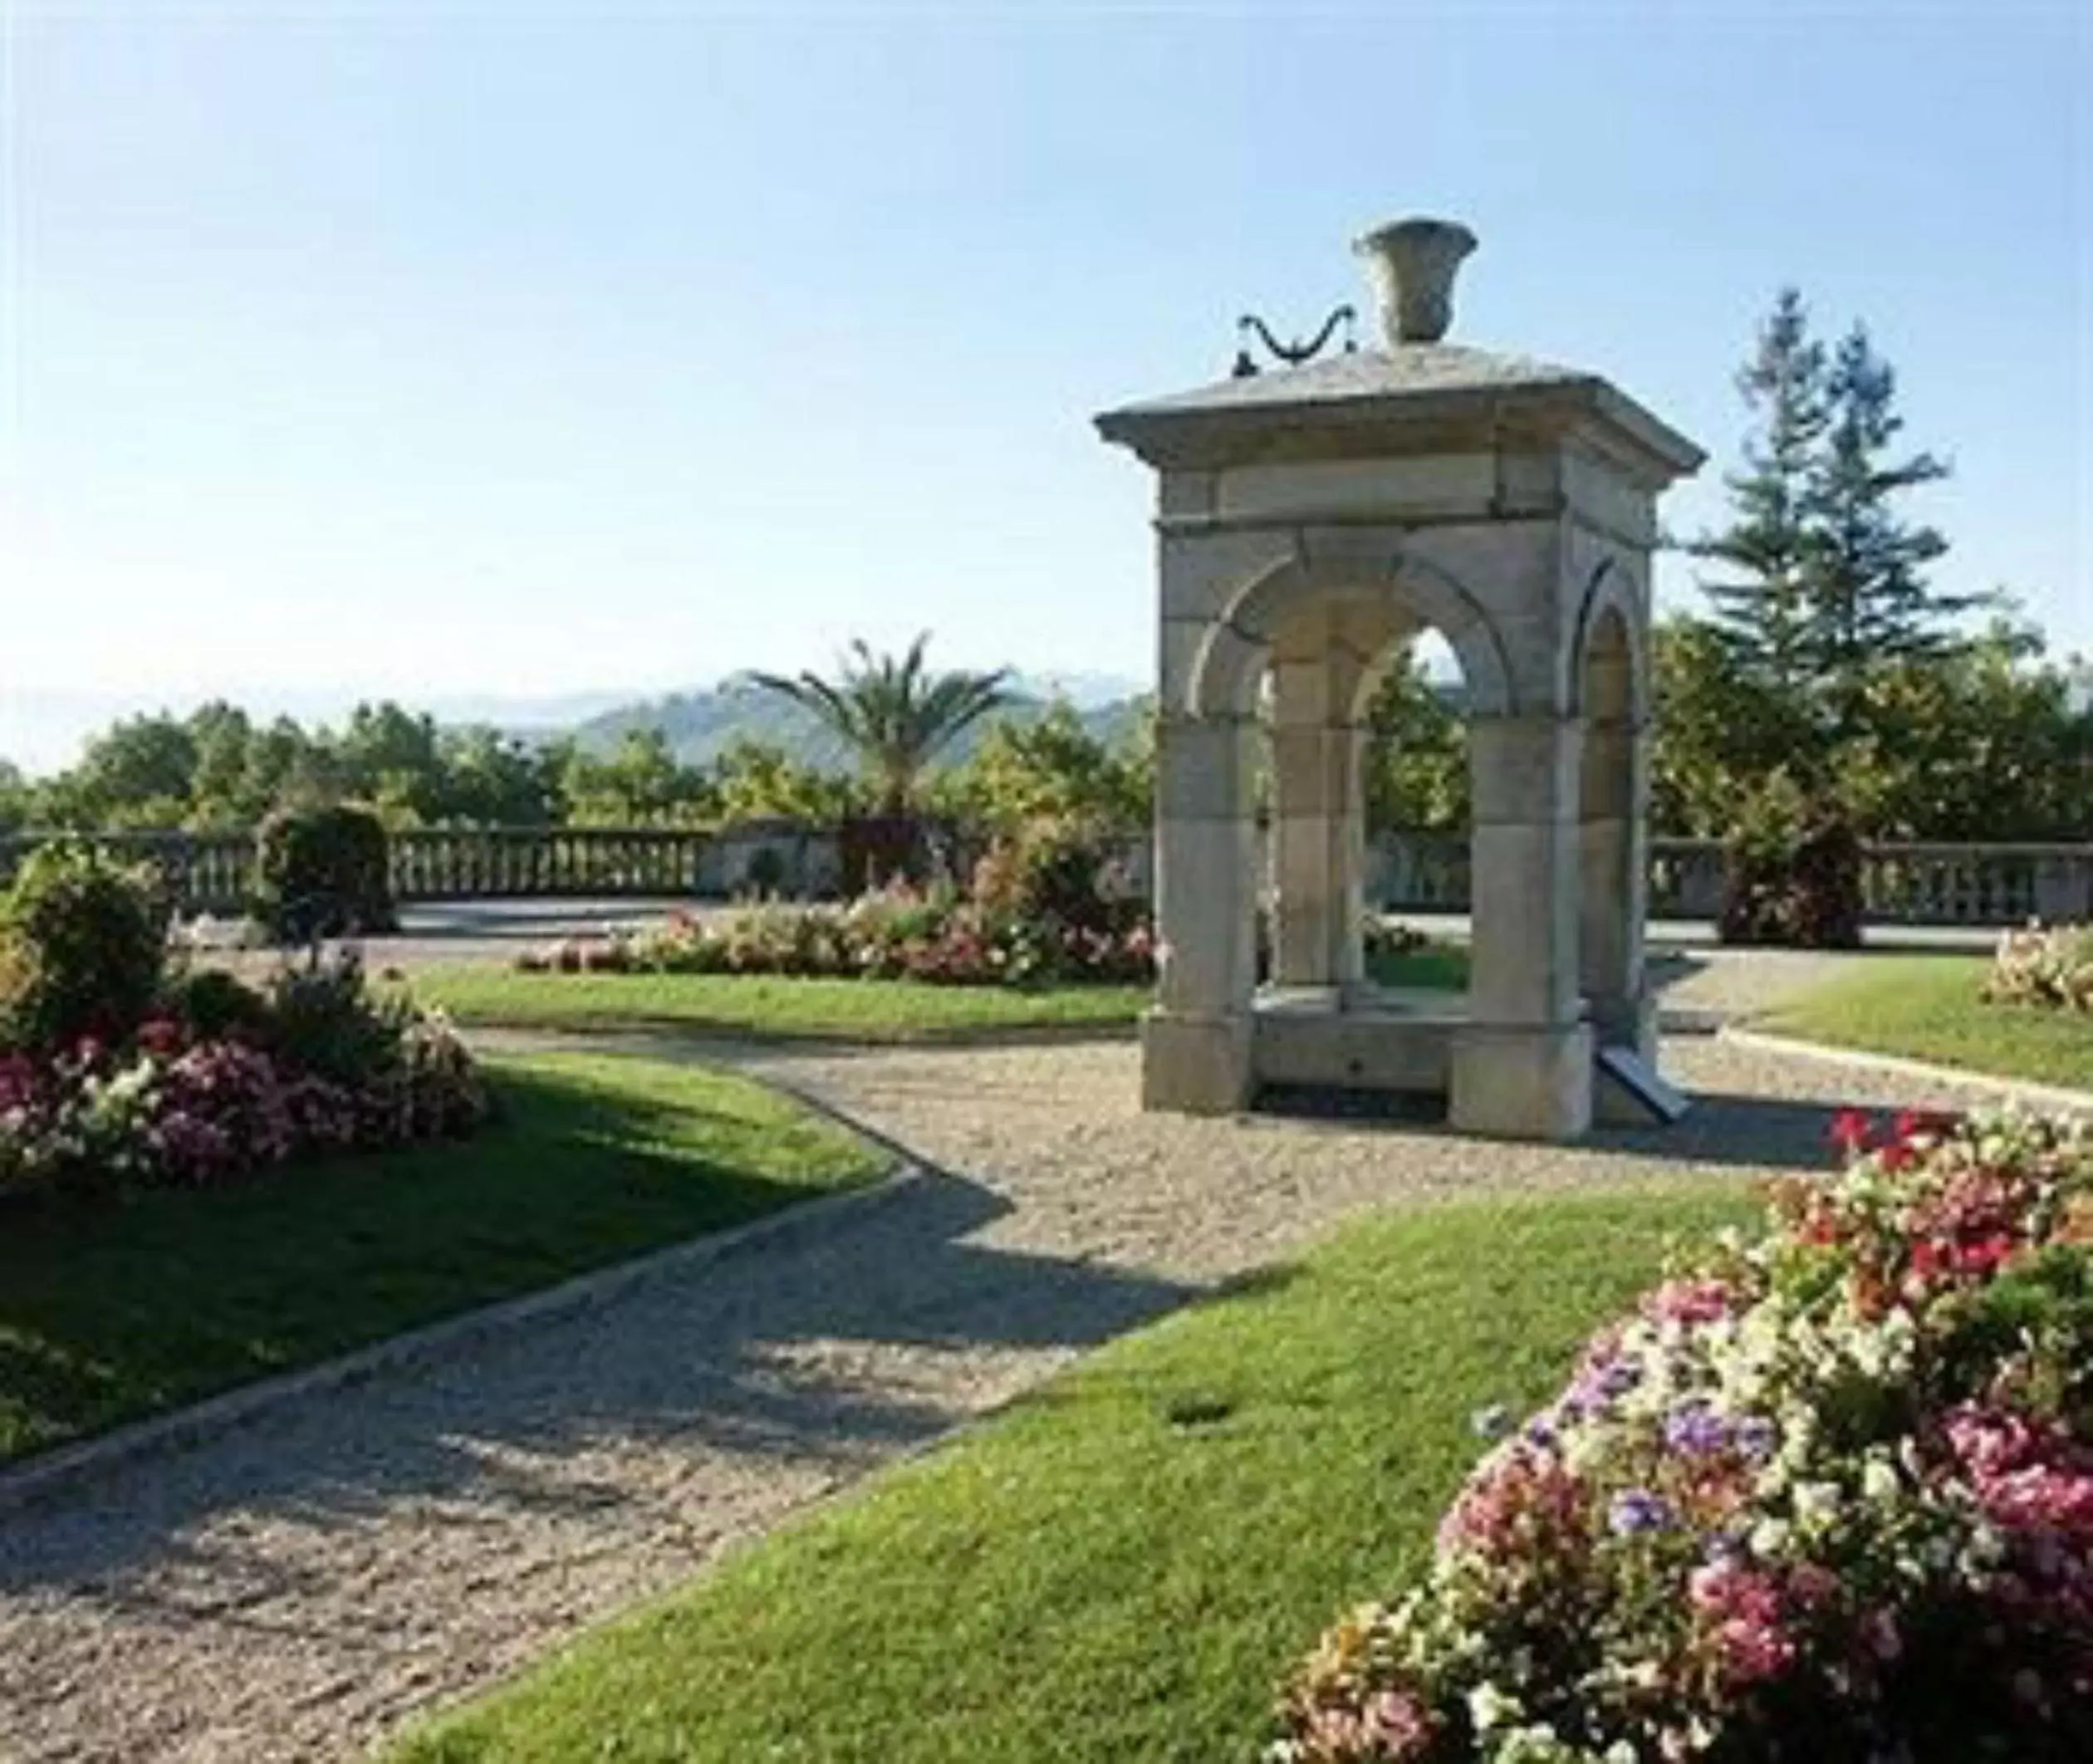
[1578,717,1652,1057]
[1267,646,1370,992]
[1142,712,1258,1113]
[1451,713,1593,1139]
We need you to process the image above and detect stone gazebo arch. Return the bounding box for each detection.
[1097,218,1704,1141]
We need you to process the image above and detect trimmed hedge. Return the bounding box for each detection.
[0,842,168,1051]
[1718,785,1864,948]
[253,805,395,943]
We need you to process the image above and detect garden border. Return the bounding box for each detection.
[1719,1025,2093,1115]
[0,1154,924,1520]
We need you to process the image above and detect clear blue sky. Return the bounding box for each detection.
[2,1,2088,768]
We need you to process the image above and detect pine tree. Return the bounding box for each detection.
[1805,321,1973,734]
[1689,288,1828,698]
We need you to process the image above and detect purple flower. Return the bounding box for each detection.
[1608,1489,1675,1536]
[1703,1530,1749,1565]
[1598,1359,1643,1399]
[1664,1404,1733,1457]
[1736,1416,1780,1461]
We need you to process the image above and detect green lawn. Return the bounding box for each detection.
[1760,954,2093,1090]
[391,1185,1752,1764]
[406,945,1466,1042]
[409,967,1155,1040]
[0,1053,885,1466]
[1369,941,1469,992]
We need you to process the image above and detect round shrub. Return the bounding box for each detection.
[1985,922,2093,1012]
[252,805,395,943]
[1718,777,1864,948]
[0,842,169,1051]
[259,947,410,1088]
[1272,1110,2093,1764]
[972,816,1135,938]
[168,967,272,1042]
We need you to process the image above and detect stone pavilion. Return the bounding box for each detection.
[1096,218,1705,1140]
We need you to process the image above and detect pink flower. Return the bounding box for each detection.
[1689,1560,1797,1686]
[1642,1276,1738,1326]
[1439,1438,1586,1563]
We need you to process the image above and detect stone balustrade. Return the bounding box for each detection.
[1,824,2086,929]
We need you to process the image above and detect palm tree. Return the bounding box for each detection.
[751,635,1012,818]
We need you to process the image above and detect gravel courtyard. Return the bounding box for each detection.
[0,1028,2017,1763]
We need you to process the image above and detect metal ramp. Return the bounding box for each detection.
[1595,1046,1691,1125]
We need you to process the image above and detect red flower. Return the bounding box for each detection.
[1829,1109,1875,1156]
[136,1017,184,1057]
[1894,1108,1959,1143]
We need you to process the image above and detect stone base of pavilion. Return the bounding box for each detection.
[1143,987,1663,1140]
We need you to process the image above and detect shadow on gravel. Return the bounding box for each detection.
[0,1160,1199,1598]
[1247,1085,1852,1176]
[1594,1090,1855,1174]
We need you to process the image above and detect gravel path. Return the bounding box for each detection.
[0,1031,2015,1763]
[1650,946,1869,1022]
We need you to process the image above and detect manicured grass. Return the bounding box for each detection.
[1761,954,2093,1090]
[0,1053,885,1466]
[409,948,1466,1042]
[392,1185,1752,1764]
[408,967,1155,1040]
[1369,941,1469,992]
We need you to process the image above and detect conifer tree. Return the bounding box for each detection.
[1806,321,1973,734]
[1689,288,1827,698]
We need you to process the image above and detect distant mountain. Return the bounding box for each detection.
[0,673,1149,778]
[1004,670,1145,710]
[428,688,645,733]
[566,674,1147,771]
[0,684,669,777]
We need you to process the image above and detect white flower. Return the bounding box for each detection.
[1861,1454,1901,1503]
[1468,1680,1522,1735]
[1749,1517,1792,1560]
[1793,1480,1842,1526]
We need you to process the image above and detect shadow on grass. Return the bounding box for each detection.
[0,1060,893,1469]
[0,1123,1198,1603]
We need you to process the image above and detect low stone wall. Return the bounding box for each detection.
[2,825,2086,929]
[1367,833,2093,927]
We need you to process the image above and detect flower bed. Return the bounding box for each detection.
[0,958,487,1202]
[1273,1109,2093,1762]
[517,889,1156,988]
[1984,922,2093,1012]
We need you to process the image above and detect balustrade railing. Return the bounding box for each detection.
[0,830,257,914]
[389,827,713,899]
[2,825,2088,929]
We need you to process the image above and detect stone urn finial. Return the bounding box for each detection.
[1353,218,1477,346]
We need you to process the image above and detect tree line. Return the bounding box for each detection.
[1361,288,2091,845]
[0,688,1153,840]
[3,291,2085,847]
